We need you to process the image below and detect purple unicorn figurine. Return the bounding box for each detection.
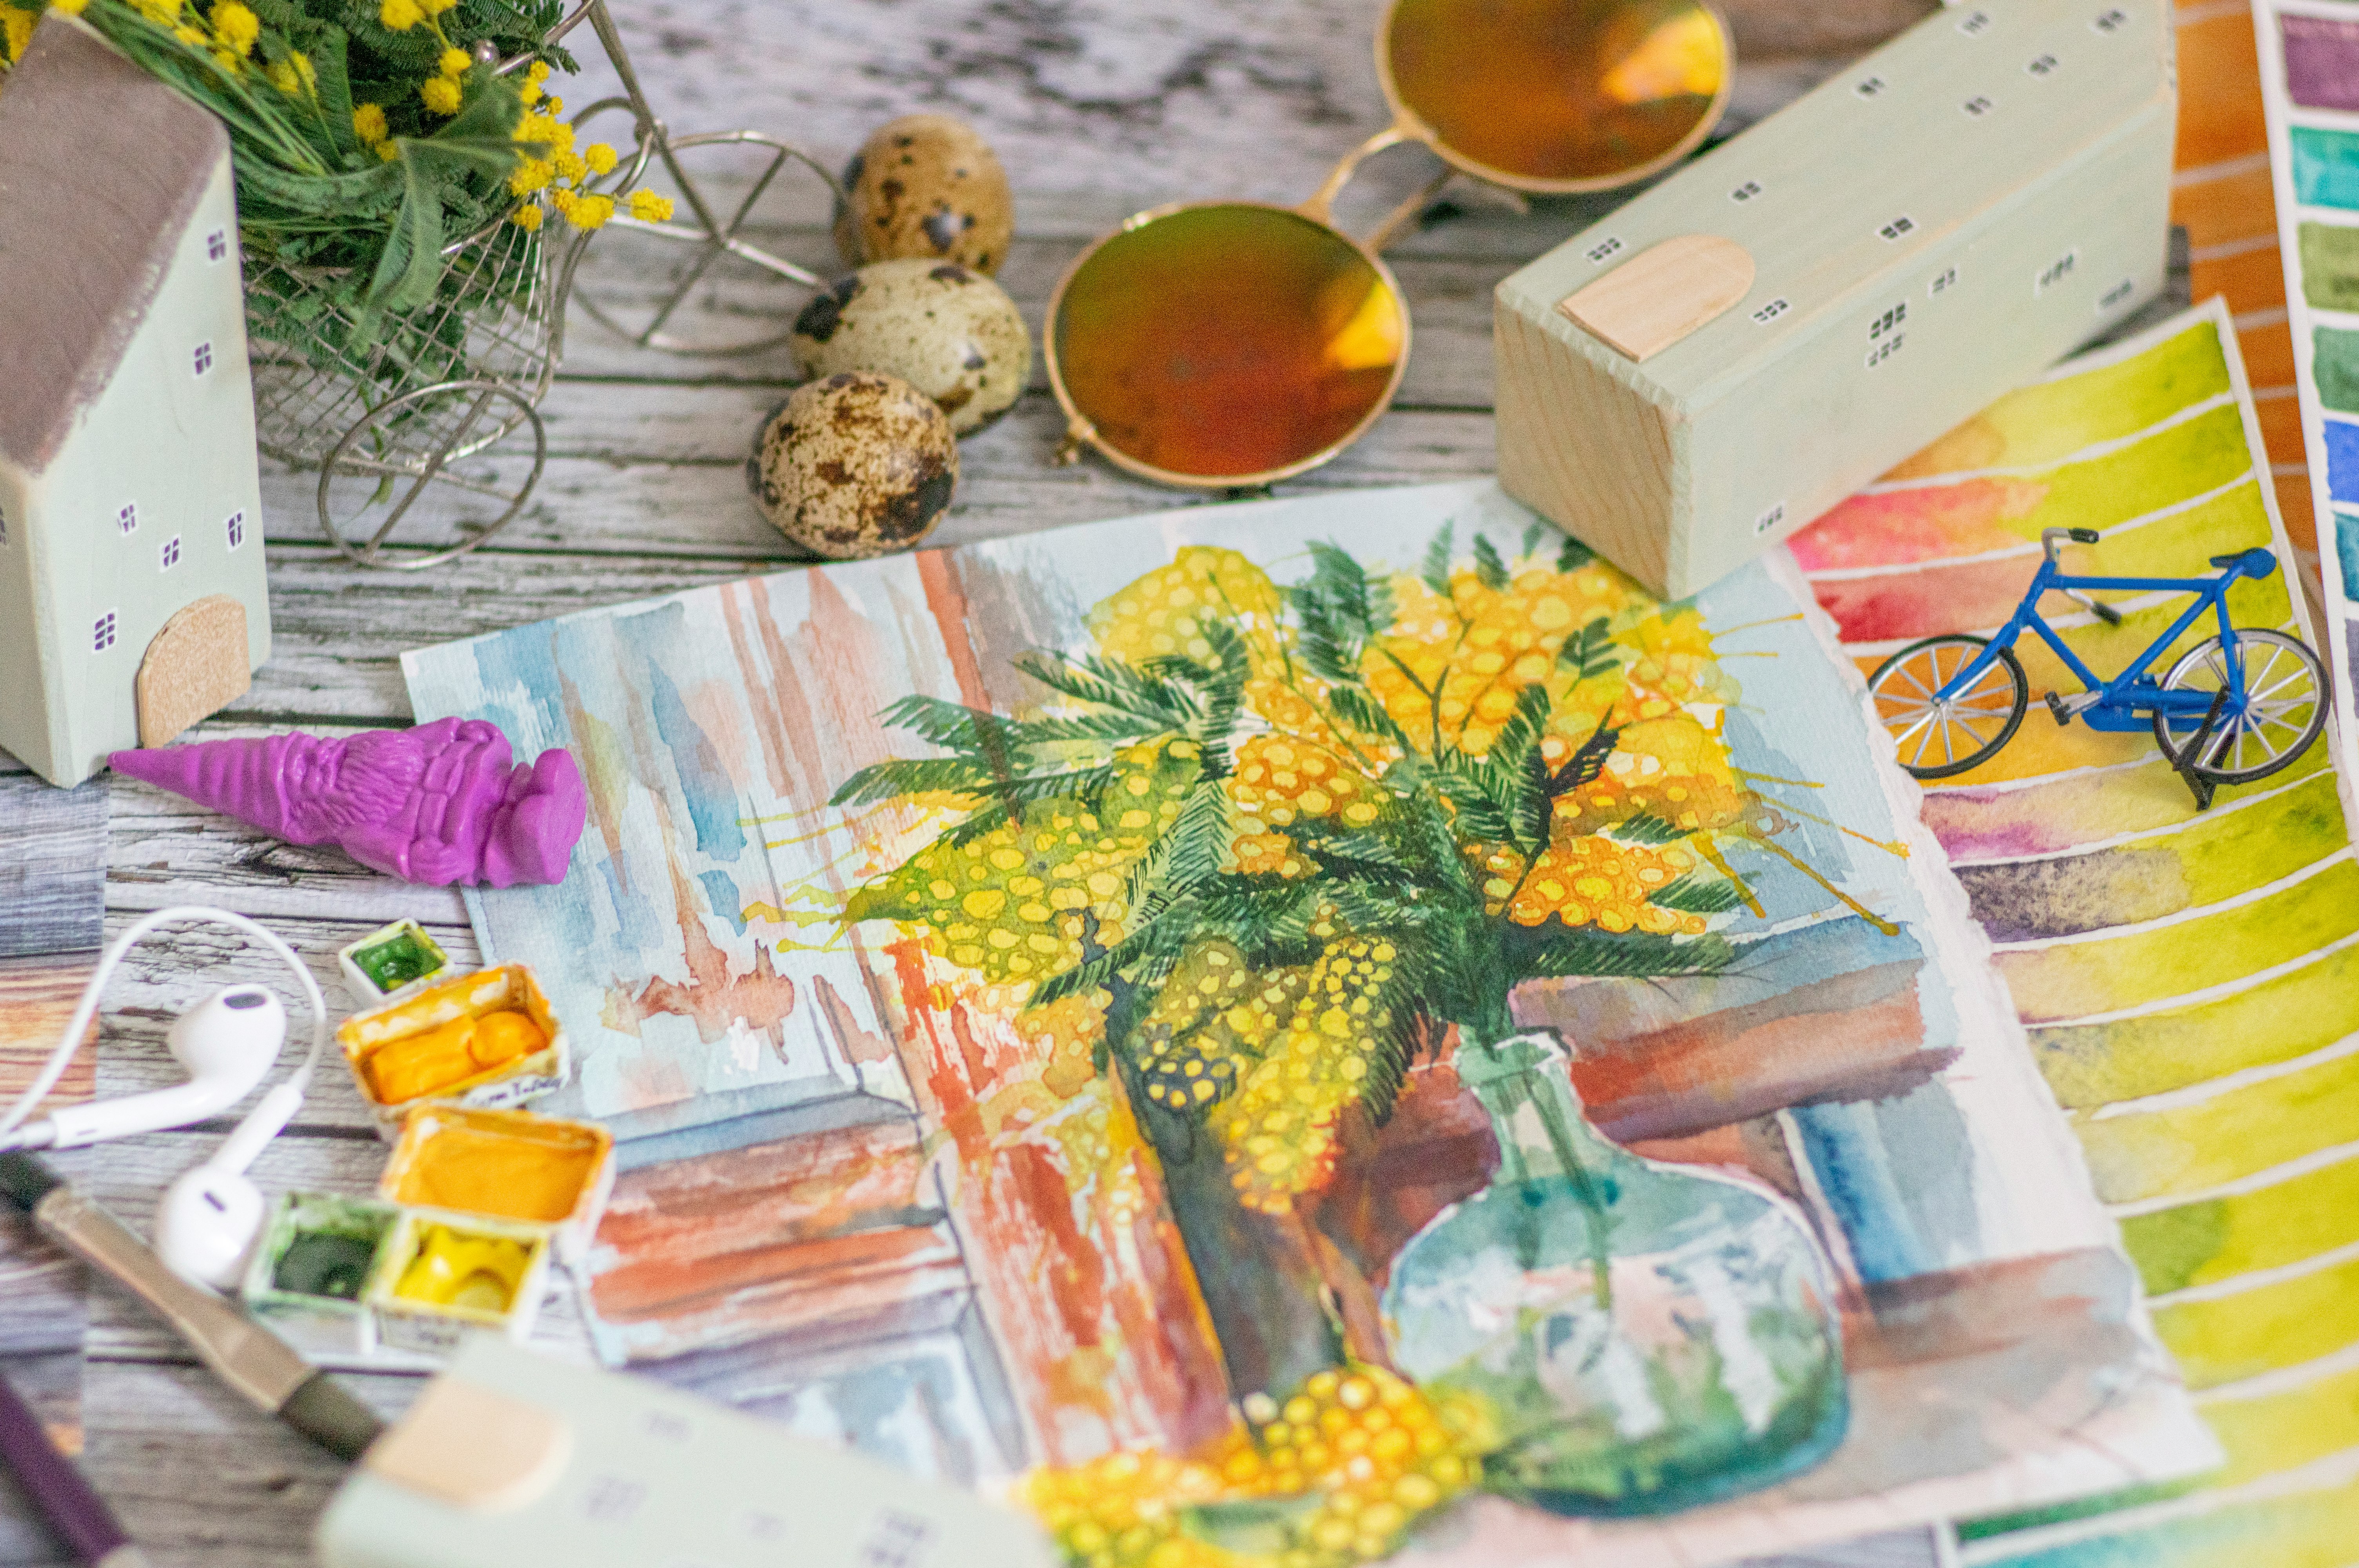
[111,719,587,887]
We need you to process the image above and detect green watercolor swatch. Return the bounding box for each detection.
[2124,1152,2359,1296]
[2314,327,2359,416]
[2298,222,2359,312]
[1968,1474,2359,1567]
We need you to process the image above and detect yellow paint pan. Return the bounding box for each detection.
[338,963,570,1139]
[363,1209,553,1357]
[380,1105,615,1266]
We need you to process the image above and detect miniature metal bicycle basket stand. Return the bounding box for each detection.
[245,0,840,570]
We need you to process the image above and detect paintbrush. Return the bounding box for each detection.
[0,1154,382,1462]
[0,1363,145,1568]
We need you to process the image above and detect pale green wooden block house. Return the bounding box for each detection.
[1496,0,2177,599]
[0,17,270,788]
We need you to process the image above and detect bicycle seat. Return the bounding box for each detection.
[2210,548,2276,578]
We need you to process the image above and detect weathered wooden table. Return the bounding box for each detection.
[5,3,1937,1561]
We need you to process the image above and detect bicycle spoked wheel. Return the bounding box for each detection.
[2154,629,2328,783]
[1867,635,2030,779]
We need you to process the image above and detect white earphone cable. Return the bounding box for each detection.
[0,906,328,1142]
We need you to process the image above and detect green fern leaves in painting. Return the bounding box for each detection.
[835,534,1789,1212]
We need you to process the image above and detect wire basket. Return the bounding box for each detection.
[242,0,840,571]
[245,211,584,570]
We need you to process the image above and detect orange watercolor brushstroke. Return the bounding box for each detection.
[2176,11,2268,170]
[1787,478,2047,571]
[605,817,800,1055]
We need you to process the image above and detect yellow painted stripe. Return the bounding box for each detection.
[2077,1038,2359,1203]
[2154,1254,2359,1390]
[2202,1364,2359,1487]
[1996,859,2359,1022]
[1882,321,2232,481]
[2033,939,2359,1108]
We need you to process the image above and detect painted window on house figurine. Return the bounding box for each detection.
[192,341,214,377]
[117,503,138,535]
[93,611,116,653]
[160,535,181,570]
[225,510,246,550]
[205,229,229,263]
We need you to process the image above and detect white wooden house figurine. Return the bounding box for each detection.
[0,16,269,788]
[1494,0,2176,598]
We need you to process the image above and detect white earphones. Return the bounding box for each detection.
[0,906,327,1287]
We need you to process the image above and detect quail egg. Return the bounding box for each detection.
[748,372,959,559]
[833,114,1015,274]
[793,260,1031,436]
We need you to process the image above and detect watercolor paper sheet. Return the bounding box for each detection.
[406,477,2212,1566]
[2256,0,2359,828]
[1792,300,2359,1564]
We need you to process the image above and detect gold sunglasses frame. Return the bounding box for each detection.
[1043,0,1734,493]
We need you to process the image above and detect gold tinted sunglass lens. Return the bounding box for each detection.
[1051,205,1407,484]
[1385,0,1728,187]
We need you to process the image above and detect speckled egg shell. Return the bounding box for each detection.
[747,373,958,560]
[832,114,1015,274]
[792,260,1032,436]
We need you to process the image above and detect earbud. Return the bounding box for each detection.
[39,986,285,1150]
[0,907,331,1290]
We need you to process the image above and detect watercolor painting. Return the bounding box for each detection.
[2257,0,2359,837]
[404,480,2214,1565]
[1792,301,2359,1564]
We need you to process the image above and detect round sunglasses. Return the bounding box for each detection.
[1045,0,1733,490]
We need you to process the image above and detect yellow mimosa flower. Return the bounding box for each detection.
[627,189,674,223]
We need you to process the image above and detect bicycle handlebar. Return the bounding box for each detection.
[2041,526,2103,561]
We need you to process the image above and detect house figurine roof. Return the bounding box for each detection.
[0,17,229,475]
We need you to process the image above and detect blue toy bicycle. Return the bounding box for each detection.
[1867,528,2327,802]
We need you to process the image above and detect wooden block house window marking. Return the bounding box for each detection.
[205,228,228,263]
[93,612,116,653]
[859,1510,935,1568]
[2093,8,2128,33]
[1958,9,1992,34]
[2028,53,2059,76]
[1855,74,1889,98]
[583,1476,646,1523]
[225,510,246,550]
[160,535,181,570]
[1963,95,1994,117]
[1730,180,1763,203]
[1879,215,1917,241]
[116,503,137,535]
[192,341,214,377]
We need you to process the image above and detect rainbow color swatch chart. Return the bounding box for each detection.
[1796,301,2359,1566]
[2257,0,2359,786]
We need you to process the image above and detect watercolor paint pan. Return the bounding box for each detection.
[338,964,570,1140]
[240,1192,402,1357]
[336,918,451,1008]
[378,1104,615,1267]
[362,1209,553,1357]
